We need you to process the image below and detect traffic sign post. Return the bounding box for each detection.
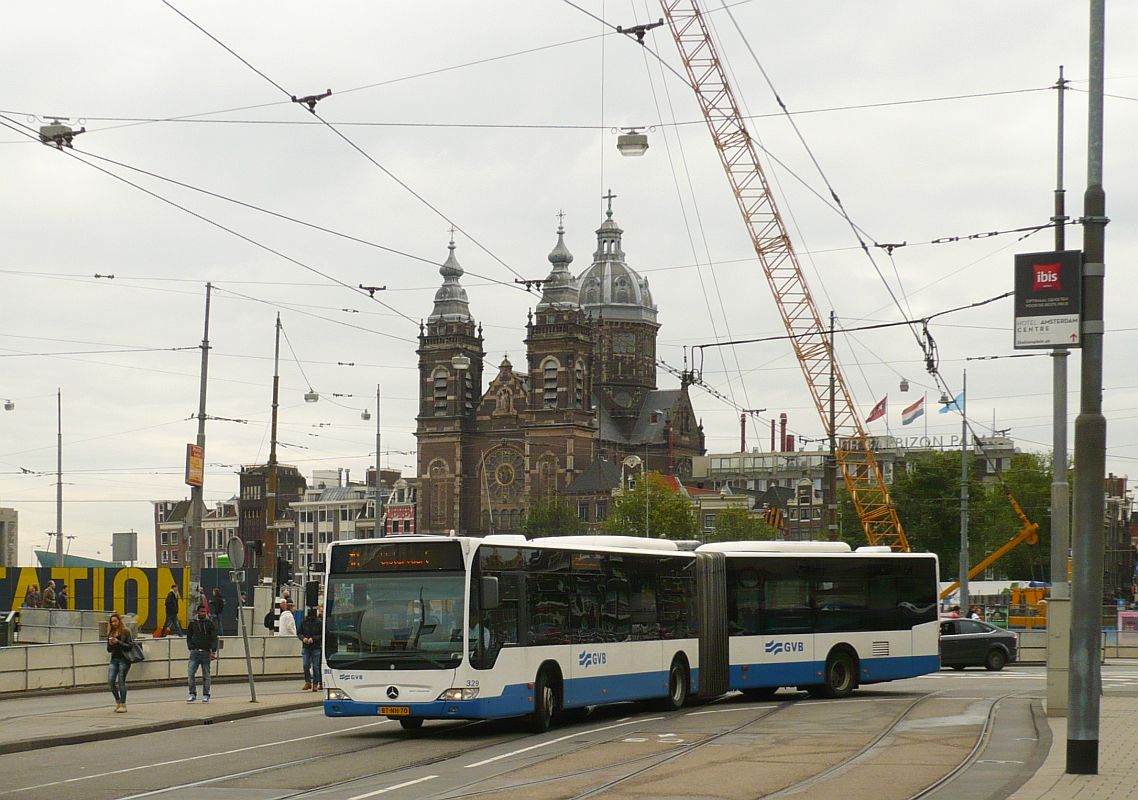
[227,537,257,703]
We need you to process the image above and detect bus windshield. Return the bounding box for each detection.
[325,573,466,670]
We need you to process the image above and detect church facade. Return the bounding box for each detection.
[415,202,705,535]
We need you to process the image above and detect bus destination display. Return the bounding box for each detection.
[331,541,463,573]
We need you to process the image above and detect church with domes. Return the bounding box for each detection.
[414,198,705,535]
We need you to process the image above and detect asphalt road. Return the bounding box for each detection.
[5,665,1135,800]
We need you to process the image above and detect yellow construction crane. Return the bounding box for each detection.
[658,1,908,550]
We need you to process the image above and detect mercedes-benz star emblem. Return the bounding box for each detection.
[386,686,400,700]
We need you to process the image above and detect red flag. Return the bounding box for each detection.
[866,396,887,423]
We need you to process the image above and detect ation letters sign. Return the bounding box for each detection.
[1013,250,1082,349]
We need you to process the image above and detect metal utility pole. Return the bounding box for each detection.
[266,315,282,589]
[55,388,63,566]
[1068,0,1107,775]
[382,384,386,534]
[827,311,838,541]
[958,370,969,614]
[1047,67,1073,719]
[188,283,212,589]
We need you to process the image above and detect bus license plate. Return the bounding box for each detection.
[380,706,410,716]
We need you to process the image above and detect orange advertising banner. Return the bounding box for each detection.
[185,443,204,487]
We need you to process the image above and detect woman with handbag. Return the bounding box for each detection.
[106,614,134,713]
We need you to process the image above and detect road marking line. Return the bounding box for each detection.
[464,717,663,768]
[687,705,775,715]
[347,775,438,799]
[10,719,391,793]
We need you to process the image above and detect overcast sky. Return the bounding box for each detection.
[3,1,1136,565]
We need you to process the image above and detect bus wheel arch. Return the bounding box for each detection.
[529,662,562,733]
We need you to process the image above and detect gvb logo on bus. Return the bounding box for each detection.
[764,640,805,656]
[578,650,607,668]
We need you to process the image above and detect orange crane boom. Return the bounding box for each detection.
[659,0,909,550]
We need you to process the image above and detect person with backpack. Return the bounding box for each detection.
[164,585,183,637]
[186,604,219,704]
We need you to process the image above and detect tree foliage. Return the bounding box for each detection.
[522,495,583,538]
[842,450,1055,581]
[602,472,699,540]
[707,505,778,542]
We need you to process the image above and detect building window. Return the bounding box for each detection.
[574,361,585,407]
[595,501,607,522]
[205,554,213,567]
[703,513,715,530]
[341,508,351,521]
[161,551,169,564]
[170,532,179,545]
[577,501,589,521]
[206,530,214,550]
[542,359,559,407]
[171,551,179,563]
[161,532,168,545]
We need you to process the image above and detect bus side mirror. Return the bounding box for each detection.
[481,576,500,611]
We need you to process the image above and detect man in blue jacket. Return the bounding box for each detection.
[186,604,219,703]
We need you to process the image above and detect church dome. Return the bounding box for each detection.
[428,238,472,322]
[577,199,657,324]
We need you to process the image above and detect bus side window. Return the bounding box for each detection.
[627,555,659,641]
[571,575,604,644]
[605,557,631,642]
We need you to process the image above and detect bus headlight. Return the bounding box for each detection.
[437,688,479,701]
[326,688,347,700]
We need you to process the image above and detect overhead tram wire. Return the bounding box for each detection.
[37,139,526,292]
[0,114,417,338]
[160,1,528,284]
[717,2,925,359]
[632,0,748,412]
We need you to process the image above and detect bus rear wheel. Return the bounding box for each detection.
[528,671,558,733]
[657,658,689,711]
[810,650,857,699]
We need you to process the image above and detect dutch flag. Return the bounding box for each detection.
[901,396,925,426]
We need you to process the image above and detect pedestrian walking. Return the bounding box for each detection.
[299,606,323,691]
[106,613,134,713]
[22,584,39,608]
[209,587,225,634]
[275,599,297,638]
[56,584,68,610]
[164,584,184,637]
[186,604,219,704]
[41,581,56,609]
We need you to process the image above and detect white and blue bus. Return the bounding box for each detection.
[321,535,938,731]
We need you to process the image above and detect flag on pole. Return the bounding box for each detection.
[938,392,964,414]
[901,396,925,426]
[866,396,887,423]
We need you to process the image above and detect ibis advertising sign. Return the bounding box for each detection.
[1013,250,1082,349]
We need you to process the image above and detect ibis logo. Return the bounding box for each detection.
[1033,264,1062,292]
[578,650,607,668]
[764,640,805,656]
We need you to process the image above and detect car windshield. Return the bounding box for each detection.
[325,573,466,670]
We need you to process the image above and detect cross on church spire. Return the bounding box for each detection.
[602,189,617,218]
[447,225,457,245]
[556,208,566,230]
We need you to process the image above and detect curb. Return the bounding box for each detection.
[0,697,323,756]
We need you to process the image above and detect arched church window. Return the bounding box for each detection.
[582,278,600,305]
[429,460,449,526]
[537,454,557,496]
[542,357,559,408]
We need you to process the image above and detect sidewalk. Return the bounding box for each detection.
[0,677,322,755]
[1010,692,1138,800]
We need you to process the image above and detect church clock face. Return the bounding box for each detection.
[485,447,524,503]
[613,389,632,408]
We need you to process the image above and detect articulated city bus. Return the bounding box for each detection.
[321,535,938,731]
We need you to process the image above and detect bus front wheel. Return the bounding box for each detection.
[529,671,558,733]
